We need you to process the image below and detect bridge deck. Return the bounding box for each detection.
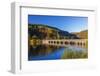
[42,39,88,47]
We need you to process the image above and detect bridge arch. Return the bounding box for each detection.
[65,41,69,44]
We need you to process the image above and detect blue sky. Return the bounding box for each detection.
[28,15,88,32]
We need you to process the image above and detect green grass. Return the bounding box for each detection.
[86,40,88,48]
[61,49,88,59]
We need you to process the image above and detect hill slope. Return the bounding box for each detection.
[72,30,88,39]
[28,24,79,39]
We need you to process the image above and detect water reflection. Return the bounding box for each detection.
[28,44,87,60]
[29,45,62,57]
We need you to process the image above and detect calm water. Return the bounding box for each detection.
[28,44,87,60]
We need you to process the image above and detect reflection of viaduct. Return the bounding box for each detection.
[42,39,88,47]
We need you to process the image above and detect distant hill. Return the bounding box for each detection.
[71,30,88,39]
[28,24,79,39]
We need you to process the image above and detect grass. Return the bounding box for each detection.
[61,49,88,59]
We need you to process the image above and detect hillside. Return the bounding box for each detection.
[28,24,79,39]
[72,30,88,39]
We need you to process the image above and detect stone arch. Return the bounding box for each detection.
[51,41,53,43]
[77,42,80,45]
[70,41,74,45]
[57,41,59,44]
[65,41,69,44]
[49,41,51,43]
[80,42,82,45]
[83,42,85,46]
[60,41,63,44]
[54,41,56,44]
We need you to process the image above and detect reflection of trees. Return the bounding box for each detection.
[28,45,63,57]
